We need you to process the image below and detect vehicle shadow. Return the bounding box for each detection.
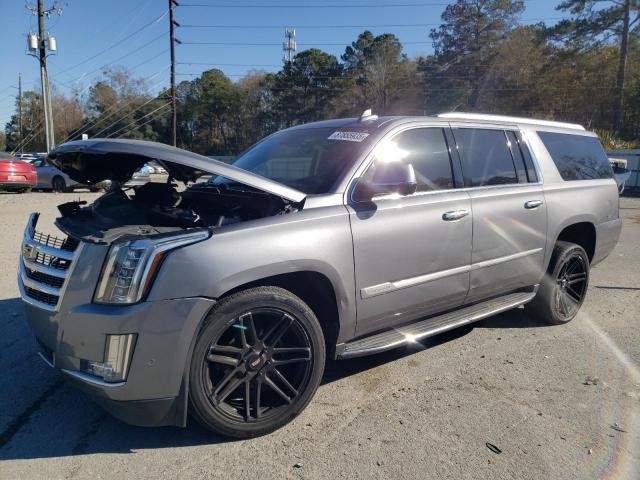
[475,306,551,329]
[0,298,532,461]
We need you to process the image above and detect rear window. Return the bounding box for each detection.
[537,132,613,181]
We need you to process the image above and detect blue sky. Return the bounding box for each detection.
[0,0,567,129]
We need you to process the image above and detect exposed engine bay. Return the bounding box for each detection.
[55,180,299,243]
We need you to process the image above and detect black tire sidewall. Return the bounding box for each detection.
[538,242,590,324]
[53,176,66,192]
[189,287,326,438]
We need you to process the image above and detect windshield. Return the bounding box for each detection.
[214,126,373,194]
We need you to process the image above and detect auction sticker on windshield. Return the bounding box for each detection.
[328,131,370,142]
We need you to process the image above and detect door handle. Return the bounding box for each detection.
[442,209,469,221]
[524,200,543,209]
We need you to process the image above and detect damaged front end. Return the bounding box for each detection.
[48,138,306,245]
[18,139,309,426]
[25,139,307,308]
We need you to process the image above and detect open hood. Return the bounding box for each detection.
[47,138,306,203]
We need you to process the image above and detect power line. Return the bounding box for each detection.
[169,80,625,93]
[81,92,170,140]
[105,102,172,138]
[53,32,169,90]
[180,18,562,29]
[177,62,282,67]
[61,72,170,143]
[50,9,169,78]
[180,2,452,7]
[181,41,431,45]
[90,88,171,139]
[11,117,45,154]
[115,105,172,139]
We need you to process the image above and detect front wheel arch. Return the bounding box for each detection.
[217,271,342,358]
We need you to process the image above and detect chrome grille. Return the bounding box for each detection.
[24,267,65,288]
[33,251,72,270]
[19,213,81,311]
[32,230,79,251]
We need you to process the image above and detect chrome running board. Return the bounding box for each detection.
[337,289,537,359]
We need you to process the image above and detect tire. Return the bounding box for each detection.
[52,176,66,193]
[189,286,326,438]
[528,241,590,325]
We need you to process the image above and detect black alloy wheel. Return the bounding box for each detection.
[189,287,325,438]
[553,251,588,321]
[528,241,590,325]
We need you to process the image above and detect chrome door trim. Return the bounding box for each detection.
[469,247,543,271]
[360,247,542,299]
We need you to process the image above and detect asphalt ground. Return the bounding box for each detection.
[0,191,638,480]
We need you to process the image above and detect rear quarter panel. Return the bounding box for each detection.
[524,126,621,270]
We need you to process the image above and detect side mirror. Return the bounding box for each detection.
[353,162,417,202]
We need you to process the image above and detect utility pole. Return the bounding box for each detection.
[18,74,23,155]
[169,0,180,147]
[613,0,632,133]
[27,1,60,153]
[38,0,54,152]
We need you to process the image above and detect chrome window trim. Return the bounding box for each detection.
[361,247,543,299]
[345,122,459,205]
[516,128,545,186]
[345,123,545,206]
[362,178,545,203]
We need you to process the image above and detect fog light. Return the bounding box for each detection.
[81,334,137,383]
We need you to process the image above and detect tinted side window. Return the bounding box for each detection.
[453,129,518,187]
[377,128,454,191]
[538,131,613,180]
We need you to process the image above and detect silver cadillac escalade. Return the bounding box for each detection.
[19,111,621,438]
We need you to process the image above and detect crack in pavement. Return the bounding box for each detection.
[0,379,64,450]
[71,413,108,455]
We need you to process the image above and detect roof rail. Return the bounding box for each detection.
[437,112,585,131]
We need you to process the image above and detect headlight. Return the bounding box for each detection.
[94,230,209,304]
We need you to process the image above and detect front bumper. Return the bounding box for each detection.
[24,297,216,426]
[18,213,216,427]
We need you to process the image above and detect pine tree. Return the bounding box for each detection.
[428,0,525,109]
[550,0,639,132]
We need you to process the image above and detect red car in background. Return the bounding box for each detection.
[0,152,37,193]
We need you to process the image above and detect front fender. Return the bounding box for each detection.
[147,206,356,341]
